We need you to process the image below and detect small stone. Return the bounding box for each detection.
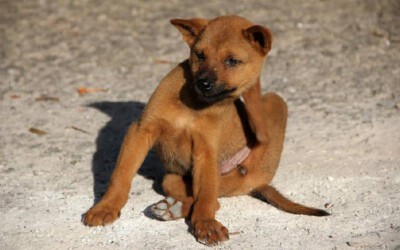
[4,168,15,173]
[288,87,296,94]
[97,15,107,21]
[347,241,372,248]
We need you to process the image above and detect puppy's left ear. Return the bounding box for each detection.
[243,25,273,55]
[170,18,209,46]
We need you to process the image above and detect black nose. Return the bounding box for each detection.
[196,78,214,91]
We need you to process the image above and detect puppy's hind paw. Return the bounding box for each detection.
[150,197,184,221]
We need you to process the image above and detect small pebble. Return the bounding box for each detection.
[347,241,372,247]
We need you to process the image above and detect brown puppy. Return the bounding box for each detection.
[83,16,328,246]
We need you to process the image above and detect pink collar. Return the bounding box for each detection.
[220,146,251,175]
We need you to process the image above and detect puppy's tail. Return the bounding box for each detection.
[251,185,330,216]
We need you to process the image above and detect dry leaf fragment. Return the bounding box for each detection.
[154,59,176,64]
[35,95,60,102]
[229,231,241,236]
[69,126,90,134]
[29,127,47,135]
[371,28,387,38]
[10,94,21,99]
[77,87,108,96]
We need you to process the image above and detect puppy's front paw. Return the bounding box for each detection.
[83,205,120,227]
[194,219,229,246]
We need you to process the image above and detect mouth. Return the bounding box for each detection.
[194,87,237,103]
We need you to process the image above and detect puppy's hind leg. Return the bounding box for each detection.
[219,92,289,197]
[151,174,194,220]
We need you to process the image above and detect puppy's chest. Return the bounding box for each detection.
[154,115,197,174]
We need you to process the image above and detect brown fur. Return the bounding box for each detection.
[83,16,328,245]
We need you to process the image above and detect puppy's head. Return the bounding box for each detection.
[171,16,272,103]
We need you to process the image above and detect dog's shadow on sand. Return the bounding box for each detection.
[88,101,165,205]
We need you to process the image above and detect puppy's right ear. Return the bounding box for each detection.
[170,18,209,46]
[243,25,273,55]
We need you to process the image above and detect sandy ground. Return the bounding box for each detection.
[1,0,400,249]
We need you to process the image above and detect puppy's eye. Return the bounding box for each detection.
[225,57,241,67]
[196,52,206,61]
